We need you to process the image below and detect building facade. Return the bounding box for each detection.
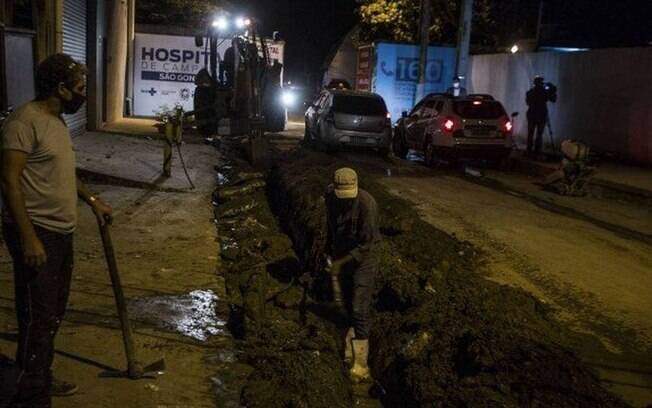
[1,0,131,135]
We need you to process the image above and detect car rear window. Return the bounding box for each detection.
[453,101,505,119]
[332,95,387,116]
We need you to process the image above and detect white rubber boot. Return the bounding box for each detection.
[344,327,355,365]
[349,339,370,383]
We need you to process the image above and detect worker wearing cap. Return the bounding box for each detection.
[324,168,381,383]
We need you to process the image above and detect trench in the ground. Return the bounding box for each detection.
[263,148,631,408]
[208,142,359,408]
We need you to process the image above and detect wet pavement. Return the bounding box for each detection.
[128,289,227,341]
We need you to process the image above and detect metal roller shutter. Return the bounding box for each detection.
[62,0,87,137]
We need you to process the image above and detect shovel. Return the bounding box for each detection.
[97,216,166,379]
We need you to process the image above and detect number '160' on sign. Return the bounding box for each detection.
[395,58,444,83]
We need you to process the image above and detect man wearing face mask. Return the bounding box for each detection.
[1,53,112,407]
[323,168,381,383]
[446,76,467,97]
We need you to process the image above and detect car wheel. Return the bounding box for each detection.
[424,142,437,167]
[392,129,408,159]
[313,125,333,153]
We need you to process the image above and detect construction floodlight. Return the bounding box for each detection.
[212,16,229,31]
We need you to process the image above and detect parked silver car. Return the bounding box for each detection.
[305,90,392,155]
[393,93,516,165]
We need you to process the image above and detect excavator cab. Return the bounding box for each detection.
[193,15,285,138]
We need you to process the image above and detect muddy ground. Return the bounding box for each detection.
[265,147,631,407]
[0,125,649,407]
[209,139,361,408]
[207,136,635,407]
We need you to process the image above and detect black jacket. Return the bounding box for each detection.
[526,85,557,122]
[325,188,381,261]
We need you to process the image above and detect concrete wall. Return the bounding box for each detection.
[468,47,652,164]
[323,28,358,87]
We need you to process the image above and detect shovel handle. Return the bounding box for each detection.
[98,221,142,377]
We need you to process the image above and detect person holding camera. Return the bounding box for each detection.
[526,76,557,156]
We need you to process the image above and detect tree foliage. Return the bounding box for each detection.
[136,0,231,27]
[356,0,540,47]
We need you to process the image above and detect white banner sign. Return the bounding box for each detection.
[133,33,285,117]
[134,33,217,116]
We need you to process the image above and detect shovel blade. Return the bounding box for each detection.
[98,358,166,379]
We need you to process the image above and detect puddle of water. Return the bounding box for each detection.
[220,236,239,250]
[128,289,226,341]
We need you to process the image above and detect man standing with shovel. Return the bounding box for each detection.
[1,54,112,407]
[324,168,381,383]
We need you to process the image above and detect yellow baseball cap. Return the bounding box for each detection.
[334,168,358,199]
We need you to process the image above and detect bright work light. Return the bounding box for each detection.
[212,16,229,31]
[510,44,519,53]
[235,17,251,29]
[281,90,297,108]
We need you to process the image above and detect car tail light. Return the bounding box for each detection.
[499,117,513,137]
[442,117,456,133]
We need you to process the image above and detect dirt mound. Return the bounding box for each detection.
[268,148,626,407]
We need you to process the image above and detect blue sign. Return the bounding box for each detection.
[373,42,456,121]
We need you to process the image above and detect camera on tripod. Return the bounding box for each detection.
[544,82,557,100]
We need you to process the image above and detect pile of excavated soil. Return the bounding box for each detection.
[268,148,626,407]
[212,153,353,408]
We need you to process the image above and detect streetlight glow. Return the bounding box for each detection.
[510,44,519,53]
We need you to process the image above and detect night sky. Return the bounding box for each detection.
[227,0,650,88]
[235,0,359,86]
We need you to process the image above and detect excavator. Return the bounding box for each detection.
[193,14,285,147]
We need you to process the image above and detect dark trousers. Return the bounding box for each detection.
[340,255,378,339]
[527,120,546,154]
[2,223,73,408]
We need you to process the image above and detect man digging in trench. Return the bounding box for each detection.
[1,54,112,407]
[324,168,381,383]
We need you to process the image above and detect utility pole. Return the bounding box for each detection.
[416,0,431,101]
[454,0,473,88]
[535,0,544,50]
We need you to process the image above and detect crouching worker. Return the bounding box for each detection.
[324,168,381,383]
